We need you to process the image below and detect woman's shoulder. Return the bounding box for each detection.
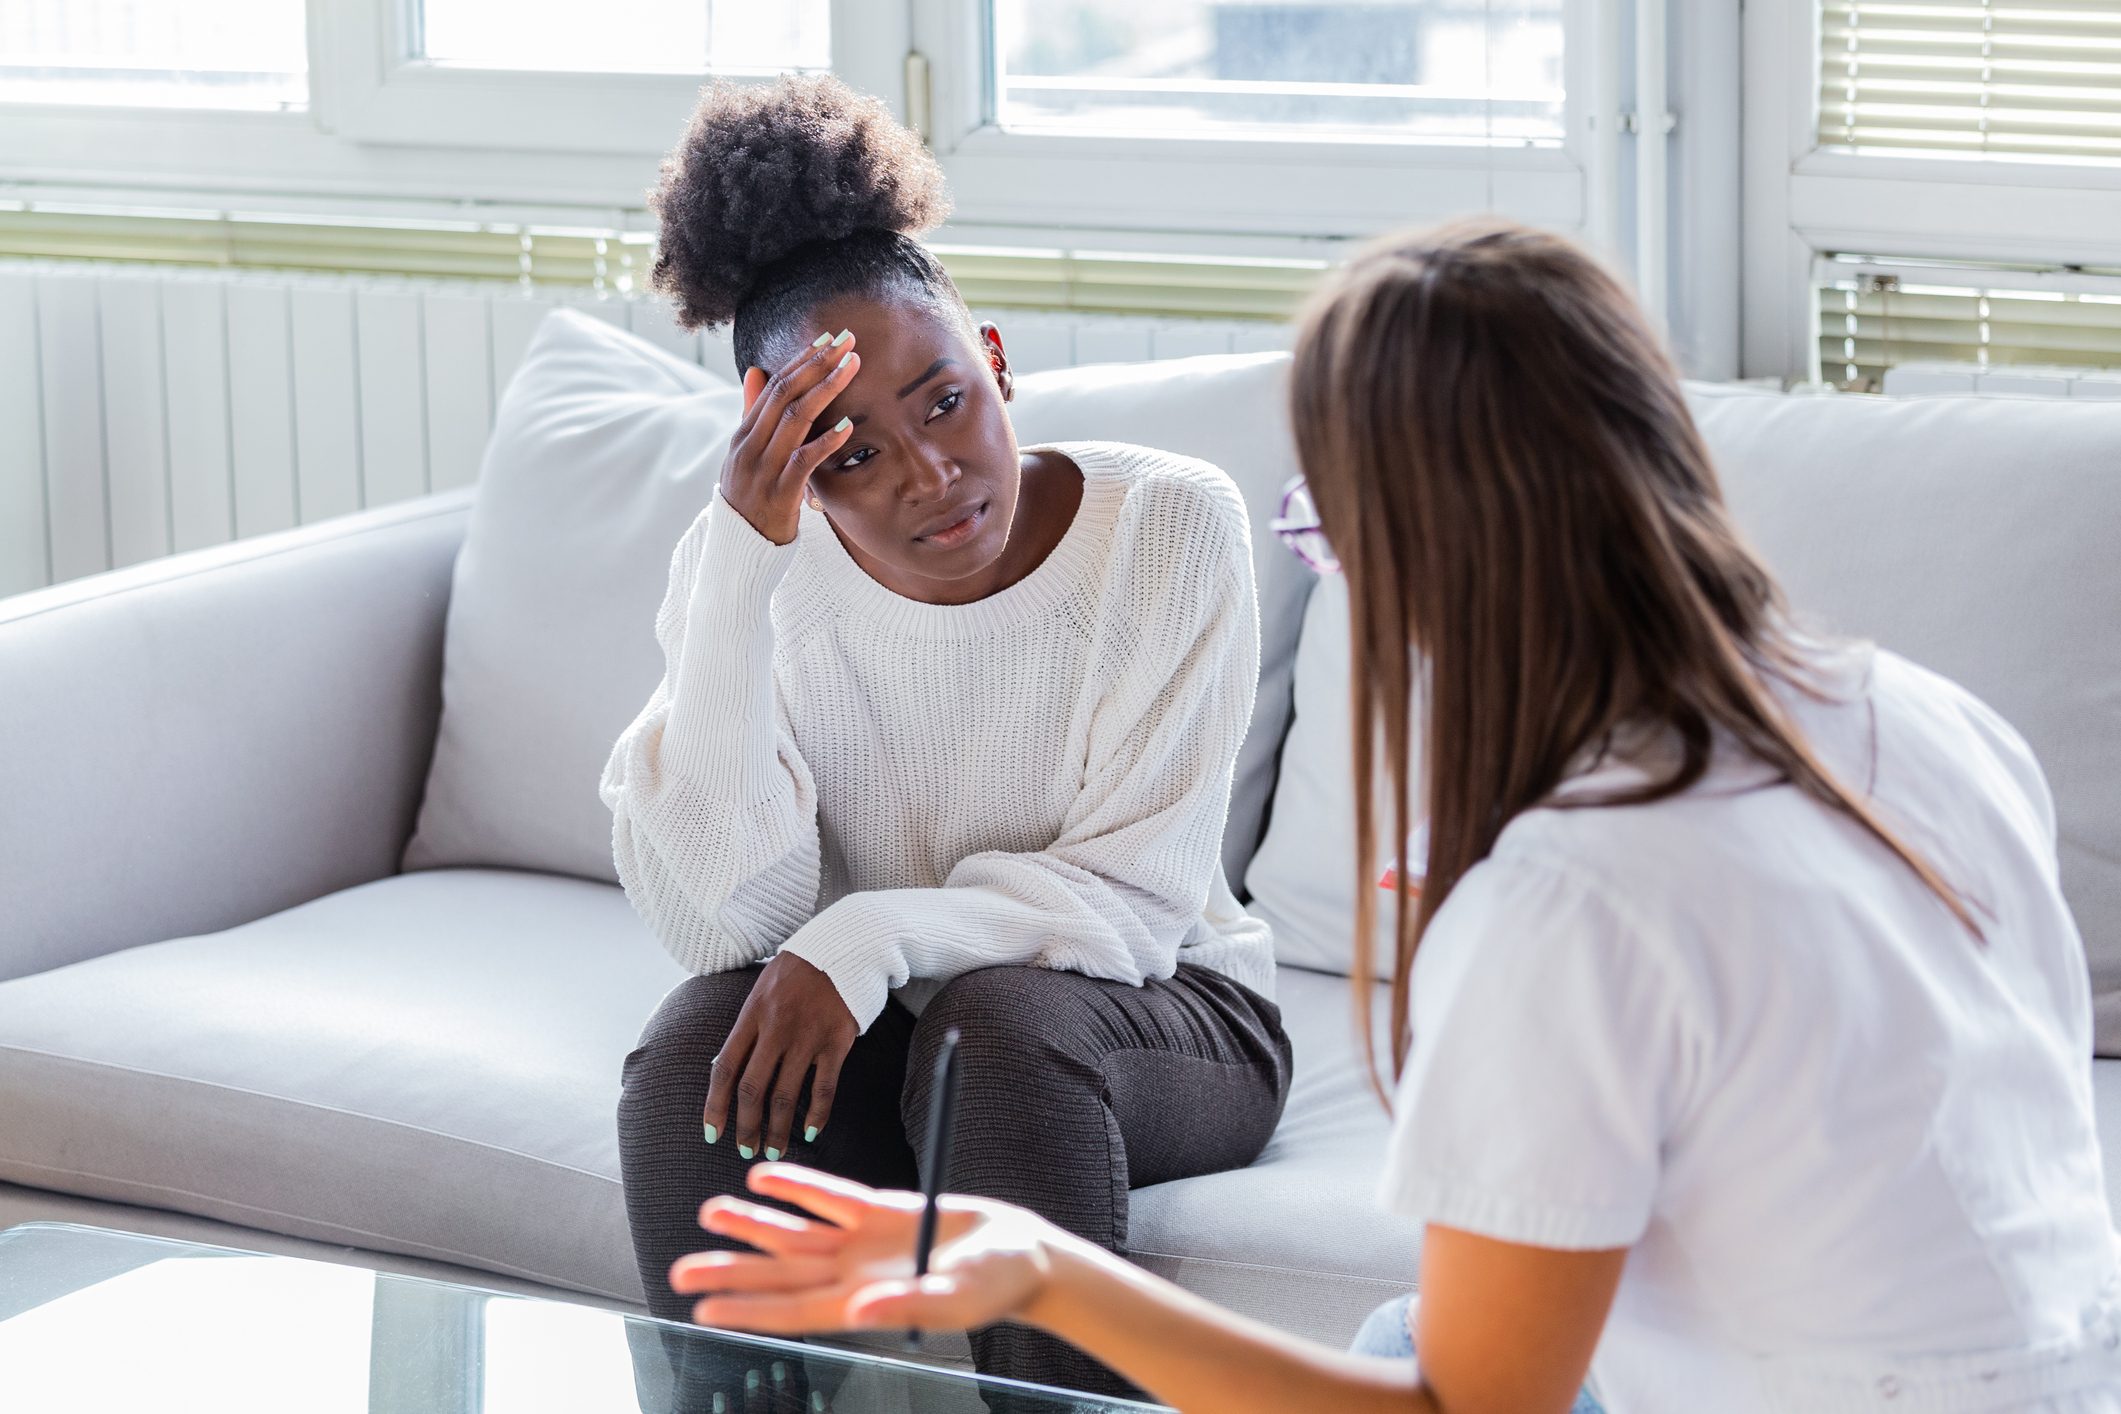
[1040,440,1253,564]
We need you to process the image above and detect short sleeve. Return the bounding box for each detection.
[1377,855,1696,1251]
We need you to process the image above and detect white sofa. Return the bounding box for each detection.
[4,312,2119,1360]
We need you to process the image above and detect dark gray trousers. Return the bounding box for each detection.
[617,961,1292,1404]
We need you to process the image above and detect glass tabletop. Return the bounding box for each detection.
[0,1223,1164,1413]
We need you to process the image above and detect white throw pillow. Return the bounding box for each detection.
[402,310,743,880]
[1242,383,2121,1054]
[1242,575,1410,980]
[405,319,1313,895]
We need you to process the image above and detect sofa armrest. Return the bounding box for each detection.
[0,490,473,983]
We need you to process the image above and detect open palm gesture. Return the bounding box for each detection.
[671,1164,1059,1338]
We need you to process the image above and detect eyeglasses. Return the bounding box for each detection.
[1270,475,1340,575]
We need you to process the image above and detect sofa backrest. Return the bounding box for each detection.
[1243,383,2121,1056]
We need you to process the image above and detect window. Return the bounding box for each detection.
[918,0,1597,255]
[995,0,1566,145]
[1,0,1623,341]
[418,0,829,76]
[1818,1,2121,161]
[0,0,306,110]
[1741,1,2121,384]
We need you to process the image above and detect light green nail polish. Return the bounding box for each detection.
[831,415,851,433]
[804,1125,820,1143]
[831,328,853,346]
[765,1146,782,1161]
[747,1369,761,1391]
[703,1123,718,1144]
[811,331,831,347]
[812,1394,827,1413]
[737,1143,754,1160]
[772,1361,788,1383]
[837,351,855,370]
[712,1395,727,1414]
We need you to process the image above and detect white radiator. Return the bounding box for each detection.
[0,259,1291,597]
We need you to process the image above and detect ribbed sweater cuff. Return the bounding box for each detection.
[779,902,895,1032]
[664,493,798,790]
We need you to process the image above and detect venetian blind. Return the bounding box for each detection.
[1818,1,2121,159]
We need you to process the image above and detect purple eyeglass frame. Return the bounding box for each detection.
[1270,474,1339,575]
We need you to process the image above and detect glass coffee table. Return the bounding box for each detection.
[0,1222,1163,1413]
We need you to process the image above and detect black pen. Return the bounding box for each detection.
[909,1025,962,1349]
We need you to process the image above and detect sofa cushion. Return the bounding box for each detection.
[1248,386,2121,1053]
[0,869,1411,1344]
[1694,388,2121,1054]
[402,311,743,882]
[0,869,688,1298]
[1242,575,1401,979]
[404,313,1313,892]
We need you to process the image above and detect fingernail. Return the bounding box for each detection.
[812,1394,827,1413]
[772,1361,788,1384]
[746,1369,761,1391]
[810,332,831,347]
[831,329,853,346]
[737,1144,754,1160]
[804,1125,820,1143]
[764,1146,782,1161]
[712,1395,727,1414]
[837,351,855,370]
[831,416,851,432]
[703,1123,718,1145]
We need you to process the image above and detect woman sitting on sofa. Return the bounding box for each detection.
[599,75,1288,1400]
[667,220,2121,1413]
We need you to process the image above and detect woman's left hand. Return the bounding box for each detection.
[671,1163,1059,1336]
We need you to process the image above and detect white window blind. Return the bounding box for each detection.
[1816,262,2121,390]
[1819,1,2121,160]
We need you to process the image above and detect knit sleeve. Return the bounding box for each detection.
[778,479,1260,1029]
[599,493,823,975]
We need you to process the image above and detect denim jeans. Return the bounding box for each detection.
[1351,1295,1606,1413]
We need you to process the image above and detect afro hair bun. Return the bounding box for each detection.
[648,74,952,331]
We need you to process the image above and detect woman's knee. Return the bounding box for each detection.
[621,968,761,1101]
[904,968,1098,1108]
[1349,1293,1416,1360]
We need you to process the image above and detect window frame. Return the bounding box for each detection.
[0,0,904,210]
[912,0,1600,247]
[1740,0,2121,382]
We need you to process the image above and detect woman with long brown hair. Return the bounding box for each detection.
[656,219,2121,1413]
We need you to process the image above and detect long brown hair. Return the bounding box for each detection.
[1288,218,1976,1093]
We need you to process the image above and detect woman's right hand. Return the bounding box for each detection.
[721,331,861,545]
[671,1164,1063,1337]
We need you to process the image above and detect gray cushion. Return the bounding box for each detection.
[1689,388,2121,1053]
[401,312,743,882]
[0,869,1411,1344]
[0,869,686,1298]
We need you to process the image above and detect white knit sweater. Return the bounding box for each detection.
[599,440,1275,1030]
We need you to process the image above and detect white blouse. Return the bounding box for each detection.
[1381,642,2121,1413]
